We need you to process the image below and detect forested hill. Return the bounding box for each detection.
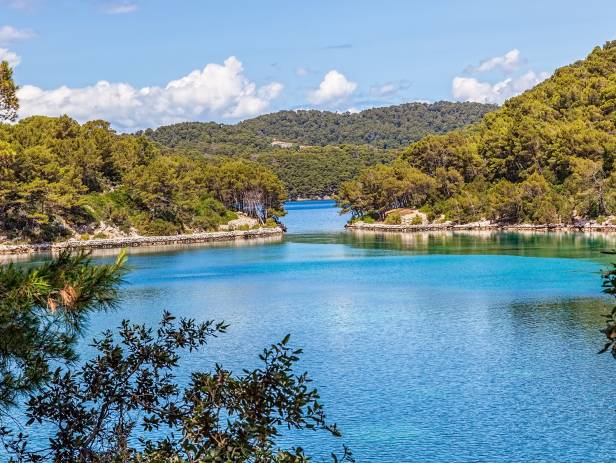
[338,41,616,225]
[238,101,495,148]
[142,101,494,200]
[144,101,495,150]
[0,116,286,244]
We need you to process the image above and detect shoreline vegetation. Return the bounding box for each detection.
[336,42,616,229]
[144,102,495,201]
[0,115,287,246]
[0,227,284,256]
[347,221,616,233]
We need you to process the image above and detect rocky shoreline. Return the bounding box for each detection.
[347,222,616,233]
[0,227,284,256]
[291,196,333,201]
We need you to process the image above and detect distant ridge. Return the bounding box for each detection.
[144,101,496,151]
[238,101,496,148]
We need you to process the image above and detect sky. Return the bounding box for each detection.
[1,0,616,131]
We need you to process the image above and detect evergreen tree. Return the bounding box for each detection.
[0,61,18,122]
[0,251,127,412]
[337,41,616,225]
[0,254,352,463]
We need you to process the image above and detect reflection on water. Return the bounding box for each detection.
[340,229,616,262]
[507,297,609,335]
[1,235,284,264]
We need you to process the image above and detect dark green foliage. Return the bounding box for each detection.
[600,261,616,357]
[338,41,616,224]
[239,102,495,149]
[144,102,494,151]
[1,312,352,462]
[258,145,397,198]
[143,102,494,199]
[0,61,18,122]
[0,116,286,242]
[0,251,127,411]
[142,122,273,155]
[337,160,435,220]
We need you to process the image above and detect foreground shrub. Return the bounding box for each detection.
[1,313,352,462]
[0,252,351,463]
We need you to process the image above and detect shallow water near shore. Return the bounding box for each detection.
[19,201,616,462]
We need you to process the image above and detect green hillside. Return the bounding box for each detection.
[143,101,494,199]
[238,102,495,149]
[0,116,285,243]
[145,101,494,151]
[338,41,616,224]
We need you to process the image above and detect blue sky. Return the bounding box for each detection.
[1,0,615,130]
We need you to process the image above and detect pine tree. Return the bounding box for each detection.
[0,61,19,122]
[0,251,127,411]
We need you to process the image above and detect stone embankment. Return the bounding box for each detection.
[0,227,284,256]
[347,221,616,233]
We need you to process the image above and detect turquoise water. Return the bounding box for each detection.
[29,201,616,461]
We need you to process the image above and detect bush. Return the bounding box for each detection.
[191,197,229,231]
[3,317,352,462]
[384,213,402,225]
[410,215,423,225]
[140,219,180,236]
[224,210,238,221]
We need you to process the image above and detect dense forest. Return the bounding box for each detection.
[257,145,396,198]
[143,121,272,156]
[144,102,494,150]
[239,102,496,148]
[0,116,285,243]
[338,41,616,225]
[143,102,493,199]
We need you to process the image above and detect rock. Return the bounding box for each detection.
[223,213,259,230]
[0,228,284,256]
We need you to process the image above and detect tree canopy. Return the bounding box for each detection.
[144,102,494,150]
[0,116,286,243]
[237,102,496,149]
[0,60,18,122]
[142,102,494,200]
[338,41,616,224]
[0,251,127,412]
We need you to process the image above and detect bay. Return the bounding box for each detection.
[24,201,616,462]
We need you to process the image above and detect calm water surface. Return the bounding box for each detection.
[30,201,616,461]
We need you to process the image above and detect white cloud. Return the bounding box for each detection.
[369,80,411,98]
[375,83,397,96]
[0,25,34,45]
[452,70,549,104]
[470,49,521,74]
[0,25,34,67]
[17,56,283,129]
[102,1,138,14]
[308,70,356,105]
[453,48,549,104]
[295,67,310,77]
[0,47,21,67]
